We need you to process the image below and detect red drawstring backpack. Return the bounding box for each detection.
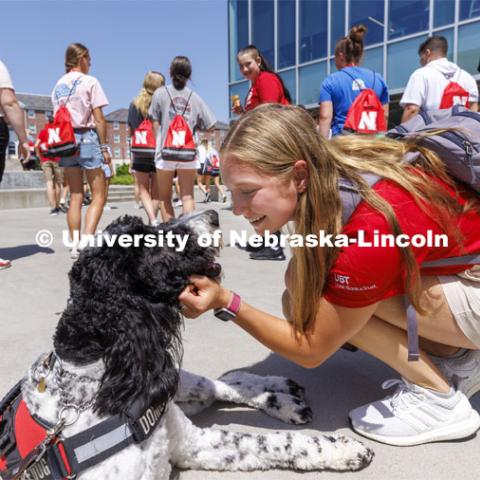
[161,89,196,162]
[439,82,470,109]
[47,79,80,157]
[131,119,156,158]
[342,70,386,134]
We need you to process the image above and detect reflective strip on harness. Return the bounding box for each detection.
[73,423,133,464]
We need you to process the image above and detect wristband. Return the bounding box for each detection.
[214,291,241,322]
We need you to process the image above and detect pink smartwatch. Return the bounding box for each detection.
[214,292,241,322]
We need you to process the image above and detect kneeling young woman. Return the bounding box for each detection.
[179,104,480,447]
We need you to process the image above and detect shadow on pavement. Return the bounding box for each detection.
[0,244,54,260]
[189,349,399,432]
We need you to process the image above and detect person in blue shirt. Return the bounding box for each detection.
[318,25,389,138]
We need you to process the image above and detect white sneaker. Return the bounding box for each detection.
[431,349,480,399]
[349,378,480,446]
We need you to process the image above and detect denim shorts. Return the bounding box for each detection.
[59,129,103,169]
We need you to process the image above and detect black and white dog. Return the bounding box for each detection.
[16,213,373,479]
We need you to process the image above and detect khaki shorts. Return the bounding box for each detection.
[41,161,64,184]
[439,267,480,347]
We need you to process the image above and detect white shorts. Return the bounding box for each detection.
[155,159,199,171]
[439,269,480,347]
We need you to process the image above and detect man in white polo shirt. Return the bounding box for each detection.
[0,59,31,269]
[401,35,479,122]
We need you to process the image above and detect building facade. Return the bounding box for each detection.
[228,0,480,123]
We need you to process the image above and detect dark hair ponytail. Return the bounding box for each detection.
[237,45,292,104]
[335,24,367,65]
[169,56,192,90]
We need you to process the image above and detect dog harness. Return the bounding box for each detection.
[0,356,166,480]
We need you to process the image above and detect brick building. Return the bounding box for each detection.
[104,109,130,164]
[197,121,229,150]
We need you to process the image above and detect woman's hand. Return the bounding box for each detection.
[231,104,244,115]
[178,275,231,318]
[102,149,112,166]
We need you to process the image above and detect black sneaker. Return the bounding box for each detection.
[245,242,264,253]
[50,208,60,216]
[249,246,286,261]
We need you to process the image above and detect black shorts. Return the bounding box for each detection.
[133,157,156,173]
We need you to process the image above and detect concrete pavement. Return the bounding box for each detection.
[1,201,479,480]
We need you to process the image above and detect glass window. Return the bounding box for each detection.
[44,111,52,120]
[114,122,119,130]
[389,0,429,40]
[299,61,327,106]
[278,0,296,69]
[387,35,427,89]
[28,109,35,119]
[229,0,249,82]
[331,0,346,55]
[252,0,274,68]
[299,0,328,63]
[458,21,480,74]
[350,0,384,46]
[434,28,454,61]
[460,0,480,20]
[229,81,250,118]
[114,134,120,144]
[362,47,384,75]
[434,0,455,27]
[29,125,37,134]
[329,58,336,75]
[114,148,121,159]
[278,69,297,104]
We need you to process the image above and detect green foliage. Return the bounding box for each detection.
[111,163,134,185]
[116,163,130,176]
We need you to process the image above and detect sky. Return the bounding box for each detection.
[0,0,230,121]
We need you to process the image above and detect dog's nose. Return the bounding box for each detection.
[205,210,219,228]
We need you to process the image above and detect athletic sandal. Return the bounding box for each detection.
[431,349,480,399]
[349,377,480,446]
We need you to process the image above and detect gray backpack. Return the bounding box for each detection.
[339,105,480,361]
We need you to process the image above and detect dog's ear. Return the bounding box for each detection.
[94,301,182,417]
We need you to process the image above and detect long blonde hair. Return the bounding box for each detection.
[133,71,165,117]
[221,104,468,333]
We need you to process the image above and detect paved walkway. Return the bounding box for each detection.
[1,202,479,480]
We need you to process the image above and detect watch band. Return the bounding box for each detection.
[226,292,241,315]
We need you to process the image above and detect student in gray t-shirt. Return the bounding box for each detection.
[149,56,216,221]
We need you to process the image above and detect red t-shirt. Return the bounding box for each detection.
[37,127,60,162]
[244,71,290,111]
[323,178,480,308]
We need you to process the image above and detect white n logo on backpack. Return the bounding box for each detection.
[452,95,468,106]
[172,130,186,147]
[48,128,61,144]
[134,131,148,145]
[358,111,378,131]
